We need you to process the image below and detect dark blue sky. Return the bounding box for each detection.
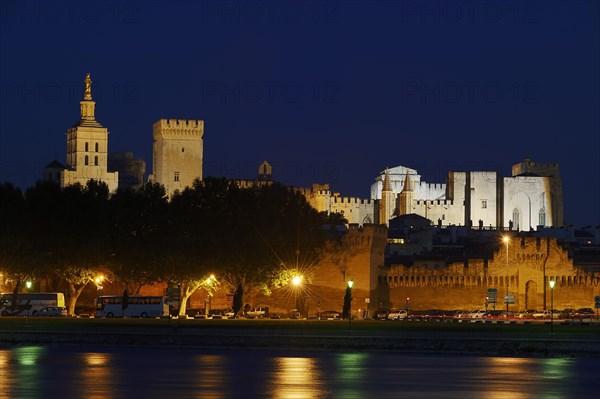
[1,1,598,227]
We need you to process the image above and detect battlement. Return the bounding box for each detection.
[312,183,330,191]
[344,223,388,246]
[332,196,375,205]
[512,157,560,177]
[153,119,204,139]
[157,119,203,127]
[416,181,445,191]
[416,199,453,206]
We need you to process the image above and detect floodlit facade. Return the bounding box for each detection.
[372,158,564,231]
[149,119,204,197]
[45,73,119,192]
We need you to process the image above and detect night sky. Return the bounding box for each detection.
[1,1,598,227]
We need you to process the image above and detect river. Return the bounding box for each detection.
[1,345,598,398]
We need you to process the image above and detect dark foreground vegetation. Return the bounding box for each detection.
[1,178,344,315]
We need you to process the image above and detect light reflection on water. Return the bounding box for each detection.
[194,354,229,399]
[79,353,114,399]
[0,346,598,399]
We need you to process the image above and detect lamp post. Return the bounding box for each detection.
[503,236,510,319]
[205,275,216,316]
[549,280,555,333]
[347,279,354,330]
[25,280,32,326]
[291,274,303,318]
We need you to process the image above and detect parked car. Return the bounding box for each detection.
[453,310,470,319]
[34,306,67,317]
[319,310,341,320]
[498,310,515,318]
[387,309,408,320]
[517,309,536,319]
[575,308,595,318]
[374,308,390,320]
[246,306,269,318]
[532,310,552,319]
[74,306,95,318]
[209,309,233,319]
[486,310,503,318]
[468,309,487,318]
[560,308,575,318]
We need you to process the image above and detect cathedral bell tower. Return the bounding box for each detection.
[61,73,118,192]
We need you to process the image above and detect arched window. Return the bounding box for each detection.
[85,142,89,152]
[539,208,546,226]
[84,155,89,165]
[95,143,99,152]
[512,208,520,231]
[94,156,98,166]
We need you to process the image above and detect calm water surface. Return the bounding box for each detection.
[1,345,598,398]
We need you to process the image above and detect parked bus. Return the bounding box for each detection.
[95,295,169,318]
[0,293,65,316]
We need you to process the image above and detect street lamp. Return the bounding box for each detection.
[503,236,510,319]
[94,275,105,290]
[549,280,555,333]
[25,280,32,326]
[347,279,354,330]
[292,275,302,286]
[290,274,304,318]
[205,275,217,316]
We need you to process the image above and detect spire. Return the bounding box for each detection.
[84,73,92,100]
[402,170,413,192]
[76,72,102,127]
[382,168,391,191]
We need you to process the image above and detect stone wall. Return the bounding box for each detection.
[381,237,600,311]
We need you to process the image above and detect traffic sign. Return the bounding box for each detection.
[504,295,515,304]
[166,287,180,301]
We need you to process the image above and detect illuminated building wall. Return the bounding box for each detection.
[379,237,600,311]
[149,119,204,197]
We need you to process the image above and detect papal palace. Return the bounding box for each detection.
[42,74,600,314]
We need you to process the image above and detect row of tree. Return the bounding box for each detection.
[0,178,345,316]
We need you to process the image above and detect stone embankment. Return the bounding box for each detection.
[2,329,600,358]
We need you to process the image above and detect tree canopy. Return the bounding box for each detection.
[0,178,334,315]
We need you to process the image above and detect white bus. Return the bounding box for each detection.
[95,295,169,318]
[0,293,65,316]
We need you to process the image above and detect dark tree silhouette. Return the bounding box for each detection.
[342,285,352,319]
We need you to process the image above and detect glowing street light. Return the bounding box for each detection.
[549,280,556,333]
[204,274,217,316]
[94,275,105,290]
[25,280,32,326]
[292,275,303,286]
[347,279,354,329]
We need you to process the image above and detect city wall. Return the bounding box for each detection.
[380,237,600,311]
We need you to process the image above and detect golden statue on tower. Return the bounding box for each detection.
[84,73,92,100]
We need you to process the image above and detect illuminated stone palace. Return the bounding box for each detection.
[373,158,564,231]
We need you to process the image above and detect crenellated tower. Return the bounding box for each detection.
[150,118,204,196]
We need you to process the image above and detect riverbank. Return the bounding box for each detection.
[3,327,600,358]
